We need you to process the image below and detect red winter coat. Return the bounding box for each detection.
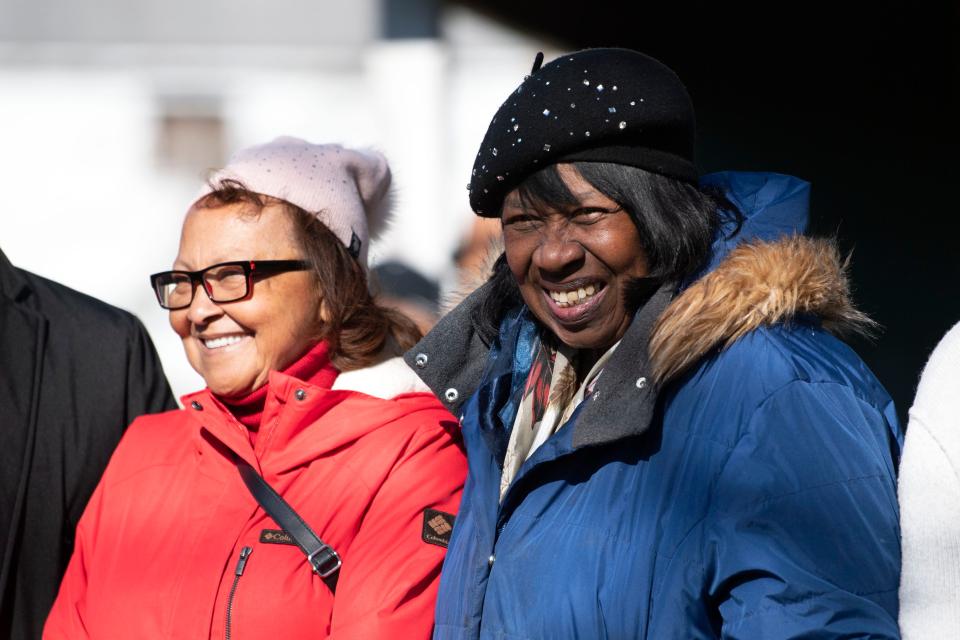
[44,357,466,639]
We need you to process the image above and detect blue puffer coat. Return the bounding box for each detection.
[405,172,903,639]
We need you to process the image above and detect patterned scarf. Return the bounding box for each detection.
[500,338,574,500]
[500,336,618,501]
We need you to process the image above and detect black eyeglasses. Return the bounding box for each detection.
[149,260,310,310]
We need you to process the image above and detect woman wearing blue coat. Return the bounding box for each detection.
[406,48,902,639]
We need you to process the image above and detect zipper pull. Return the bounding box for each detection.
[234,546,253,576]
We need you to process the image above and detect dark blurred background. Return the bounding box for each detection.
[450,0,958,421]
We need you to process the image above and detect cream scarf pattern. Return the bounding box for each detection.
[500,338,619,501]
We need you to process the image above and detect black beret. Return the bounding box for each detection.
[468,48,697,217]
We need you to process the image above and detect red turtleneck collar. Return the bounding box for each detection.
[216,341,339,442]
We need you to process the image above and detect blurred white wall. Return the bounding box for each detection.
[0,1,558,399]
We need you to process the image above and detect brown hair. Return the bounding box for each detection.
[195,179,422,371]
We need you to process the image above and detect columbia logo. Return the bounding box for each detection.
[428,514,453,535]
[264,531,291,542]
[259,529,296,545]
[422,509,456,548]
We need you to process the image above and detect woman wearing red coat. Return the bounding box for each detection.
[44,137,466,639]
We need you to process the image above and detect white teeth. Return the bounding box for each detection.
[548,285,601,308]
[202,335,244,349]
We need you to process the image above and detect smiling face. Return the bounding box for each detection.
[170,200,323,397]
[501,163,649,353]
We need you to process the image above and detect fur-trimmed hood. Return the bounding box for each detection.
[649,172,874,385]
[650,235,875,385]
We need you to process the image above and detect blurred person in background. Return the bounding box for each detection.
[898,321,960,637]
[372,260,441,334]
[45,137,466,639]
[0,247,174,640]
[406,48,903,638]
[452,217,503,291]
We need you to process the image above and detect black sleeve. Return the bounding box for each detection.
[124,317,178,419]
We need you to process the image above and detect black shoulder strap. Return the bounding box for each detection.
[235,458,340,592]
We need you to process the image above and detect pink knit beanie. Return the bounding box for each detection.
[195,136,392,267]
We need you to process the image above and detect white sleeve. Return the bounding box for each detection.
[899,322,960,639]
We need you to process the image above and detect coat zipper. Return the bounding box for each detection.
[225,546,253,640]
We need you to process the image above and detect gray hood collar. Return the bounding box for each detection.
[405,280,675,448]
